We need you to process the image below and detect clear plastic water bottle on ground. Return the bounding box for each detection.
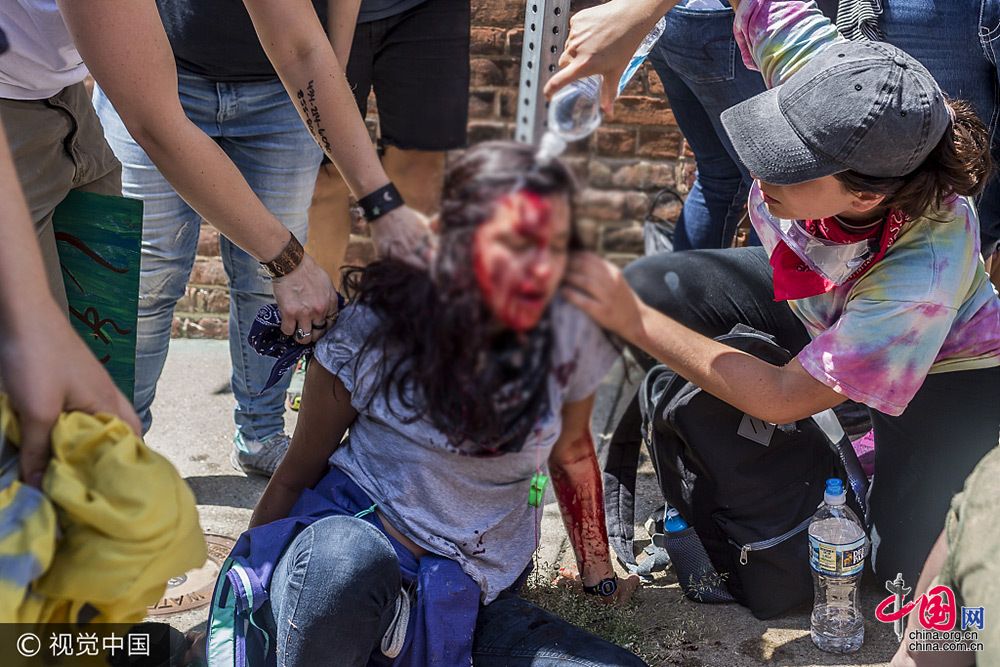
[537,17,667,162]
[808,478,867,654]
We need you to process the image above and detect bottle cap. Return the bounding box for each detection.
[824,478,846,505]
[536,132,567,166]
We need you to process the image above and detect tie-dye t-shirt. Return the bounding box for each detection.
[734,0,1000,416]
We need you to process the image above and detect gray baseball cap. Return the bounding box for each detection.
[720,40,950,186]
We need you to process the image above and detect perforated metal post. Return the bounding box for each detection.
[515,0,571,145]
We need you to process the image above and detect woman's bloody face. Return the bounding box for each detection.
[472,191,571,332]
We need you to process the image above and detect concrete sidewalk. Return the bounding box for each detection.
[145,338,896,666]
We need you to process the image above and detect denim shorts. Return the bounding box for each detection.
[346,0,470,151]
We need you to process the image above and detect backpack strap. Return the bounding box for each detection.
[603,386,644,571]
[812,408,870,522]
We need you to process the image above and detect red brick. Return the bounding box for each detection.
[609,96,676,126]
[171,316,182,338]
[647,69,666,97]
[190,258,227,286]
[197,225,220,256]
[606,253,639,269]
[683,163,697,191]
[577,189,627,221]
[601,225,644,254]
[471,27,506,55]
[650,199,683,223]
[638,128,683,159]
[507,28,524,55]
[683,139,695,158]
[471,0,524,26]
[191,317,228,340]
[496,58,523,87]
[559,156,590,185]
[609,161,676,190]
[469,90,496,119]
[203,288,230,314]
[177,286,197,313]
[587,159,613,188]
[498,89,520,120]
[468,121,509,144]
[470,59,504,87]
[610,162,645,190]
[573,217,600,250]
[594,128,636,157]
[620,70,646,97]
[626,192,651,219]
[344,237,376,267]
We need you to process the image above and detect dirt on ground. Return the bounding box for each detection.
[528,455,898,667]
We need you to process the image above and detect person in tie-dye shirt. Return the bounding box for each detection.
[552,0,1000,602]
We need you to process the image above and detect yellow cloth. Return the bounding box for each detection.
[0,394,206,624]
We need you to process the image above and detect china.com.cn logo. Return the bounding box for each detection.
[876,573,985,646]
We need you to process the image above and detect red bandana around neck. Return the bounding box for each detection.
[770,208,909,301]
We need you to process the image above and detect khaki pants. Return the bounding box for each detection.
[0,81,121,311]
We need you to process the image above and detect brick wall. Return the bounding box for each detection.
[176,0,692,338]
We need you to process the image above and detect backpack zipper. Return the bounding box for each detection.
[732,516,812,565]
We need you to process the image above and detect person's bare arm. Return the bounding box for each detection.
[544,0,681,113]
[251,362,356,528]
[327,0,362,66]
[58,0,339,339]
[244,0,432,265]
[891,531,975,667]
[549,395,640,604]
[0,126,141,487]
[562,253,846,424]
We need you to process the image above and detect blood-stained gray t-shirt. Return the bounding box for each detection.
[313,296,618,603]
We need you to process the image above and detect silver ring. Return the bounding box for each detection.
[294,328,312,340]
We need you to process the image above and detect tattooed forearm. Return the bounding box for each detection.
[296,80,333,155]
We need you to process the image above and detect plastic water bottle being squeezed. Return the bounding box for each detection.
[537,17,667,163]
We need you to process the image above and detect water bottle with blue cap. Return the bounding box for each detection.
[808,478,867,653]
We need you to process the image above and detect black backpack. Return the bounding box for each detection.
[605,325,868,620]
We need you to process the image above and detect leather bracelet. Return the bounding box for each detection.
[357,183,404,222]
[583,576,618,597]
[261,232,304,278]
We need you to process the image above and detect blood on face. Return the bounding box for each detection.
[472,190,571,332]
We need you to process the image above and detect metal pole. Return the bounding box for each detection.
[515,0,571,145]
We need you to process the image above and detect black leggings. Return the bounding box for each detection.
[624,246,1000,589]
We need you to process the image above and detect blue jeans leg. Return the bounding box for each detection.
[880,0,1000,255]
[472,592,648,666]
[93,73,323,438]
[270,516,401,667]
[648,6,767,250]
[212,81,324,442]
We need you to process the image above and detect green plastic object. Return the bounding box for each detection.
[528,472,549,507]
[52,190,143,400]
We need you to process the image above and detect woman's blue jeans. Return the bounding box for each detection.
[647,5,767,251]
[879,0,1000,256]
[269,516,648,666]
[93,73,324,439]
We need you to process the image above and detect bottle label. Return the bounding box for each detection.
[809,535,865,576]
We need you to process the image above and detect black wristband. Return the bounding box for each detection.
[583,576,618,597]
[357,183,404,222]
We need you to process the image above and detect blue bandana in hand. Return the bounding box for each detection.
[247,295,345,394]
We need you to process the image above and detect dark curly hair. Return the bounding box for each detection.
[339,141,580,444]
[834,97,993,224]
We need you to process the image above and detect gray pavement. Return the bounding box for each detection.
[145,338,896,665]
